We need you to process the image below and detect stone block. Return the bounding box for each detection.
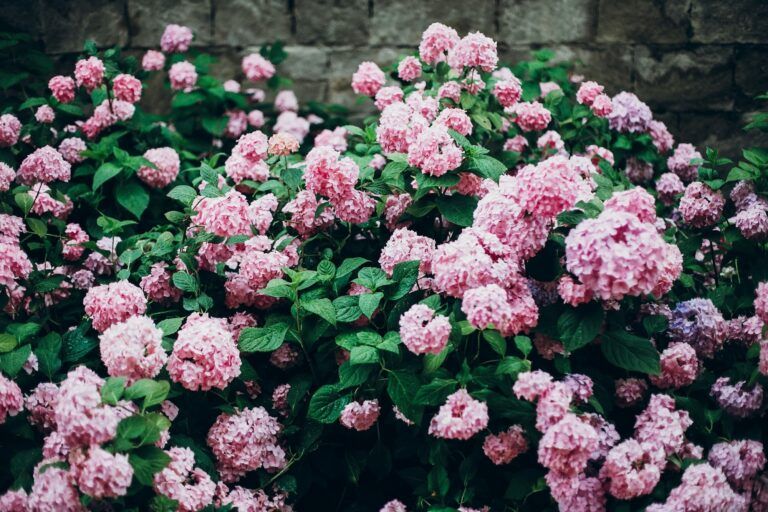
[370,0,496,46]
[295,0,369,46]
[691,0,768,43]
[214,0,291,47]
[634,46,734,111]
[677,111,768,159]
[498,0,597,44]
[280,46,331,82]
[128,0,212,48]
[0,1,43,38]
[596,0,690,43]
[735,46,768,101]
[41,0,128,53]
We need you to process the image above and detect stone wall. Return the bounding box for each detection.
[3,0,768,154]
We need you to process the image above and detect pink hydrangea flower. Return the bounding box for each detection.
[756,282,768,324]
[380,499,408,512]
[708,439,766,492]
[399,304,451,355]
[0,162,15,191]
[274,111,310,142]
[161,24,193,53]
[646,463,747,512]
[142,50,166,71]
[667,143,702,182]
[58,137,87,164]
[275,90,298,113]
[504,135,528,153]
[268,132,300,156]
[649,342,699,389]
[352,61,386,97]
[493,77,522,108]
[74,56,104,91]
[242,53,276,82]
[375,86,405,111]
[17,146,71,185]
[614,378,648,407]
[0,374,23,424]
[0,114,21,147]
[27,466,81,511]
[428,389,489,440]
[535,382,573,432]
[169,61,198,92]
[438,81,462,103]
[112,73,142,103]
[35,105,55,124]
[25,382,59,432]
[710,377,763,418]
[435,107,473,136]
[511,156,592,219]
[546,472,606,512]
[679,181,725,228]
[384,193,412,229]
[99,315,167,383]
[656,172,685,205]
[314,127,348,152]
[510,101,551,132]
[407,123,462,176]
[634,394,692,457]
[590,93,613,117]
[576,81,603,106]
[247,109,265,128]
[379,227,435,276]
[447,32,497,72]
[462,283,538,336]
[83,281,146,332]
[607,91,652,133]
[304,146,359,199]
[397,56,422,82]
[419,23,459,64]
[75,446,133,498]
[340,399,380,431]
[649,120,675,153]
[600,439,663,499]
[537,413,598,476]
[483,425,528,465]
[167,314,241,391]
[206,407,285,482]
[138,147,180,188]
[48,75,75,103]
[154,447,216,512]
[283,190,334,236]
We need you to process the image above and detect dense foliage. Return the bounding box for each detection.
[0,21,767,512]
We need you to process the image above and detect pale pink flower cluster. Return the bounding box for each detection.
[435,107,473,136]
[17,146,72,185]
[223,110,247,139]
[99,315,167,383]
[283,190,334,236]
[225,131,270,184]
[679,181,725,228]
[49,75,75,103]
[35,105,55,124]
[269,132,299,156]
[206,406,285,482]
[375,86,404,111]
[75,446,133,498]
[607,91,652,133]
[169,61,198,91]
[0,162,15,191]
[492,76,522,108]
[708,439,766,493]
[0,114,21,147]
[112,73,142,103]
[82,99,135,139]
[314,127,348,152]
[756,282,768,324]
[557,275,593,306]
[447,32,498,72]
[242,53,276,82]
[510,101,551,131]
[399,304,451,355]
[614,378,648,408]
[83,280,146,332]
[656,172,685,204]
[462,283,538,336]
[74,56,104,91]
[710,377,763,418]
[340,399,381,431]
[167,314,241,391]
[482,425,528,465]
[154,446,216,511]
[352,61,386,97]
[512,155,592,218]
[667,143,702,182]
[428,389,488,440]
[599,439,663,499]
[646,463,748,512]
[565,208,680,301]
[379,227,435,276]
[538,413,598,476]
[58,137,87,164]
[419,23,459,64]
[649,342,699,389]
[161,24,193,53]
[142,50,166,71]
[27,466,82,511]
[275,90,298,112]
[397,56,422,81]
[274,111,310,142]
[634,394,693,457]
[138,146,180,188]
[0,374,23,424]
[649,120,675,153]
[25,382,59,431]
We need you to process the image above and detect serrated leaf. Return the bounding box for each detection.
[557,302,604,352]
[167,185,197,205]
[358,292,383,319]
[116,180,150,219]
[308,384,351,423]
[302,298,337,326]
[92,162,122,190]
[435,194,477,227]
[239,323,289,352]
[601,330,661,375]
[172,272,197,292]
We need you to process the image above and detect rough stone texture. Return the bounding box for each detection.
[596,0,691,43]
[214,0,292,47]
[498,0,597,44]
[128,0,212,48]
[4,0,768,153]
[370,0,496,46]
[41,0,129,54]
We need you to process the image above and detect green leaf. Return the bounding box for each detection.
[14,193,33,214]
[239,323,289,352]
[0,334,17,353]
[308,384,351,423]
[387,260,421,300]
[387,370,422,423]
[601,330,661,375]
[414,379,456,406]
[338,362,374,389]
[26,218,47,237]
[167,185,198,205]
[201,116,227,136]
[514,335,532,357]
[0,344,32,377]
[350,345,379,365]
[92,162,121,190]
[557,302,604,352]
[129,446,171,486]
[435,194,477,227]
[302,298,337,326]
[496,356,529,376]
[483,330,506,356]
[333,295,363,323]
[116,180,150,219]
[642,315,669,335]
[124,379,171,409]
[358,292,383,319]
[354,267,392,291]
[101,377,126,405]
[61,323,97,363]
[172,272,197,292]
[157,318,184,336]
[469,155,507,181]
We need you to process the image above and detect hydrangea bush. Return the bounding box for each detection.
[0,21,767,512]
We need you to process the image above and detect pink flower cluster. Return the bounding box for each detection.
[340,399,381,431]
[399,304,451,355]
[154,446,216,511]
[99,315,167,383]
[428,389,488,440]
[83,281,146,332]
[138,147,180,188]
